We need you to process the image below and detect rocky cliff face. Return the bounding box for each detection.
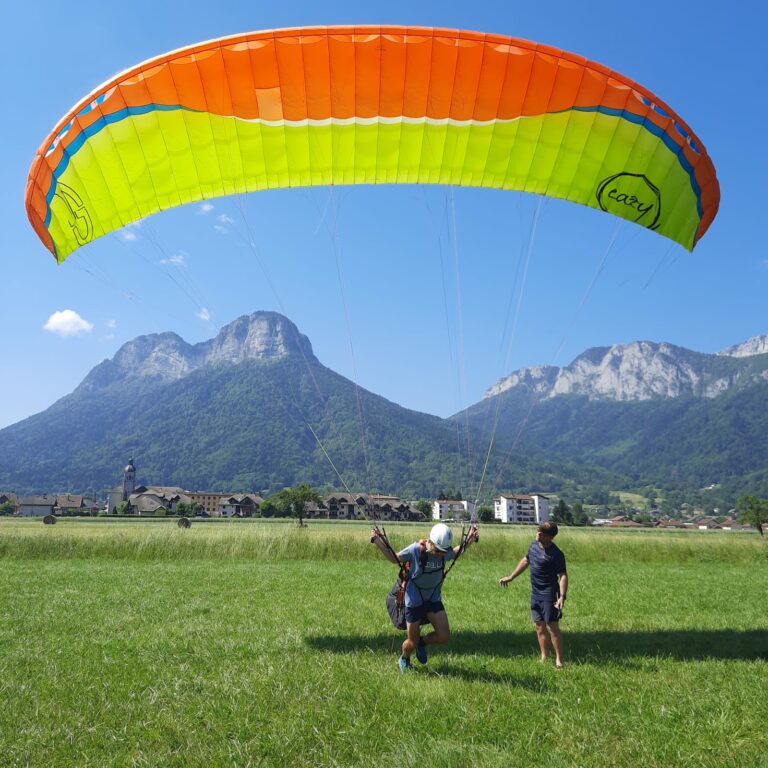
[203,313,314,366]
[718,335,768,358]
[485,340,768,403]
[484,364,559,398]
[77,312,315,391]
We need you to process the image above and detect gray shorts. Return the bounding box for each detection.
[531,596,562,624]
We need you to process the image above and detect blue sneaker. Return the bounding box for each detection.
[398,656,411,673]
[415,639,428,665]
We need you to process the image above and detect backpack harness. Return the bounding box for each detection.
[373,524,477,630]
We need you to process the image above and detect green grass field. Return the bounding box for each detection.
[1,519,766,767]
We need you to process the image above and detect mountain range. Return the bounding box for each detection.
[461,337,768,505]
[1,311,766,506]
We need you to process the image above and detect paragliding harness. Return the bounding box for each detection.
[372,524,478,631]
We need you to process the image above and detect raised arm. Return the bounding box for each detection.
[451,525,479,558]
[499,556,529,587]
[371,528,401,565]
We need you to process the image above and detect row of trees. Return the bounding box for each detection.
[549,499,591,527]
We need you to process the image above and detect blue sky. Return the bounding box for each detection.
[1,0,765,430]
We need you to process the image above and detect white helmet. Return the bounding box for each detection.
[429,523,453,552]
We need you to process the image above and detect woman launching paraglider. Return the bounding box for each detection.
[371,522,478,672]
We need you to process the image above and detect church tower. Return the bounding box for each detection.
[122,458,136,501]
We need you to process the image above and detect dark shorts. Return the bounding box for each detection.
[405,600,445,625]
[531,596,562,624]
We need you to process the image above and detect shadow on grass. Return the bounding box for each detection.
[306,628,768,662]
[424,664,549,689]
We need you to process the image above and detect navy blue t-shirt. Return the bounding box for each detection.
[525,541,567,599]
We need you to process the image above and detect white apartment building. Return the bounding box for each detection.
[494,494,550,524]
[432,499,475,521]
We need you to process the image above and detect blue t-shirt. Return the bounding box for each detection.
[398,542,455,607]
[526,541,567,599]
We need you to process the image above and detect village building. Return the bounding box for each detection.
[494,493,550,524]
[117,487,264,517]
[218,494,264,517]
[657,518,688,529]
[17,495,58,517]
[305,493,418,521]
[432,499,475,521]
[15,493,100,517]
[185,492,233,516]
[605,516,643,528]
[319,493,364,519]
[361,494,418,521]
[106,458,138,513]
[104,459,258,517]
[54,494,100,516]
[123,486,191,516]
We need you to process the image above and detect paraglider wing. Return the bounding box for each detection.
[26,26,719,261]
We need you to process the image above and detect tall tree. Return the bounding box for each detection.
[477,506,494,523]
[414,499,432,519]
[281,484,322,527]
[572,502,588,526]
[737,495,768,536]
[552,498,572,525]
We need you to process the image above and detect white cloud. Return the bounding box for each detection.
[160,253,186,266]
[117,221,143,242]
[217,213,235,225]
[214,224,229,234]
[199,202,215,214]
[106,319,117,329]
[44,310,94,337]
[196,307,211,321]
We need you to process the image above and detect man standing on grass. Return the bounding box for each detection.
[498,521,568,668]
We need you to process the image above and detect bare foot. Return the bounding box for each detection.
[555,660,564,669]
[540,656,549,664]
